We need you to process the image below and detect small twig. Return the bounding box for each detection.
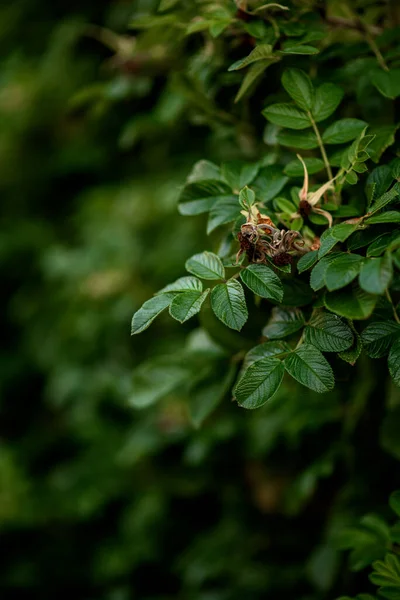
[386,289,400,324]
[363,26,389,71]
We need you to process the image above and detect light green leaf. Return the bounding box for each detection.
[359,254,393,295]
[282,68,315,111]
[239,186,256,211]
[169,290,209,323]
[284,157,324,177]
[187,160,222,183]
[322,119,368,144]
[312,83,344,122]
[234,358,285,409]
[228,44,274,70]
[325,254,365,291]
[240,264,283,301]
[364,211,400,225]
[186,251,225,280]
[325,284,378,320]
[131,294,175,335]
[207,196,240,233]
[310,253,342,291]
[178,180,233,215]
[156,276,203,294]
[361,321,400,358]
[277,129,318,149]
[284,344,334,393]
[129,356,190,408]
[263,307,305,339]
[372,68,400,99]
[211,279,248,331]
[305,311,354,352]
[158,0,180,10]
[298,250,318,273]
[279,45,319,55]
[262,103,310,130]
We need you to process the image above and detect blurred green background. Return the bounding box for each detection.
[2,1,400,599]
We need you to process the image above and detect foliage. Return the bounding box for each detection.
[3,0,400,599]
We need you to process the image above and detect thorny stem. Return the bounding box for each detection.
[308,112,333,181]
[386,289,400,324]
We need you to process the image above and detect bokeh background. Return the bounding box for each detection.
[2,1,400,599]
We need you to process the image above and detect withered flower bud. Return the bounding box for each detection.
[299,200,312,217]
[272,252,292,266]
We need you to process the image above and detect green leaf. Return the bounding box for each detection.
[359,254,393,295]
[238,186,256,210]
[234,59,277,103]
[243,341,291,369]
[368,125,398,163]
[368,183,400,215]
[370,553,400,589]
[367,165,393,201]
[186,251,225,280]
[228,44,274,70]
[284,157,324,177]
[284,344,334,393]
[325,284,378,320]
[156,276,203,294]
[282,278,314,306]
[263,307,305,339]
[240,264,283,301]
[221,161,259,190]
[389,338,400,387]
[281,68,315,111]
[178,180,233,215]
[318,223,359,259]
[364,211,400,225]
[279,45,319,55]
[252,166,289,202]
[211,279,248,331]
[298,250,318,273]
[389,491,400,518]
[372,68,400,99]
[131,294,175,335]
[234,358,284,409]
[169,290,209,323]
[325,254,365,291]
[276,129,318,149]
[367,231,400,257]
[310,253,342,291]
[207,196,240,233]
[263,103,310,130]
[187,160,222,183]
[322,119,368,144]
[158,0,180,10]
[305,311,354,352]
[312,83,344,122]
[361,322,400,358]
[339,322,362,365]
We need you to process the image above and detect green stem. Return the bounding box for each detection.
[386,289,400,324]
[363,27,389,71]
[308,112,333,181]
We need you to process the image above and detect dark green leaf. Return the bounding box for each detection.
[284,344,334,393]
[389,491,400,518]
[372,68,400,99]
[234,358,284,409]
[366,165,393,201]
[279,45,319,55]
[322,119,368,144]
[263,307,305,339]
[305,311,354,352]
[359,254,393,295]
[325,254,365,291]
[364,211,400,225]
[228,44,274,70]
[297,250,318,273]
[368,183,400,215]
[312,83,344,122]
[243,341,291,369]
[187,160,223,183]
[282,68,314,111]
[263,103,310,130]
[325,284,378,320]
[221,161,259,190]
[156,276,203,294]
[360,321,400,358]
[284,157,324,177]
[389,338,400,387]
[367,231,400,257]
[207,196,240,233]
[240,264,283,301]
[235,59,277,103]
[211,279,248,331]
[310,253,342,291]
[339,322,362,365]
[186,251,225,280]
[178,180,232,215]
[276,129,318,149]
[252,166,289,202]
